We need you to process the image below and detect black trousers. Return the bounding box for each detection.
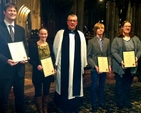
[32,71,53,97]
[0,75,25,113]
[115,69,134,107]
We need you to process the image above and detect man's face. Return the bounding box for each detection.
[4,7,17,22]
[67,15,78,31]
[96,26,104,35]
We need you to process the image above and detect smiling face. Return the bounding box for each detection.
[38,28,48,42]
[4,6,17,23]
[122,22,131,36]
[67,15,78,31]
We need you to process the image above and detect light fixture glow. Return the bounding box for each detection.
[99,0,103,2]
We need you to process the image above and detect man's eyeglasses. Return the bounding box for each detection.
[67,20,77,22]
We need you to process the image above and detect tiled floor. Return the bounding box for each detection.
[8,63,141,113]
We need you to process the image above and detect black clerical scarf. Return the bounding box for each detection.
[61,28,81,99]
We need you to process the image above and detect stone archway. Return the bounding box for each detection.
[16,0,41,37]
[16,5,30,37]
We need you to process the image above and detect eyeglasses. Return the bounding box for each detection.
[67,20,77,22]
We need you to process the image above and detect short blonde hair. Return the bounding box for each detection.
[67,14,78,21]
[93,22,104,33]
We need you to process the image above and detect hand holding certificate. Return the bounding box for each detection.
[98,57,109,72]
[8,41,28,62]
[123,51,136,68]
[41,57,55,77]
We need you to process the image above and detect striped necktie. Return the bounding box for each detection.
[9,25,14,42]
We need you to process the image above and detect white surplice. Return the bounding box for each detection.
[53,29,87,99]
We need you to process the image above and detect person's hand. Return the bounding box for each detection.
[19,57,30,64]
[95,65,102,74]
[135,57,138,66]
[37,65,43,71]
[53,69,56,76]
[108,65,112,73]
[7,59,18,66]
[121,61,125,69]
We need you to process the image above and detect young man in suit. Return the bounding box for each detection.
[87,22,111,112]
[0,3,28,113]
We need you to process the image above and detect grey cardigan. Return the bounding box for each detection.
[87,36,111,68]
[111,36,141,76]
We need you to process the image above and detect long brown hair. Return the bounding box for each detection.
[117,20,134,38]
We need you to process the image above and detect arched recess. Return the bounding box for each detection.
[16,5,30,37]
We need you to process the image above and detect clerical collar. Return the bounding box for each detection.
[69,30,75,34]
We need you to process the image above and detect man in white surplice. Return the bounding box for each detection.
[53,14,87,112]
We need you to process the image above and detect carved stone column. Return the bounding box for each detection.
[110,0,116,42]
[77,0,85,31]
[72,0,85,32]
[73,0,77,14]
[105,0,110,38]
[132,3,136,34]
[138,4,141,40]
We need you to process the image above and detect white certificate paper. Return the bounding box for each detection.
[98,57,109,72]
[123,51,136,68]
[41,57,55,77]
[8,42,28,62]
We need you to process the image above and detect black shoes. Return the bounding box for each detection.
[99,104,109,110]
[117,105,124,110]
[117,104,132,110]
[125,105,132,109]
[90,106,97,112]
[91,104,109,112]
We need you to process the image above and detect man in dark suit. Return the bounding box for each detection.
[0,3,28,113]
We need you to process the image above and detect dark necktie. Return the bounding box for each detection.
[9,25,14,42]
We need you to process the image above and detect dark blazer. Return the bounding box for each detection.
[28,42,55,77]
[111,36,141,76]
[87,36,111,68]
[0,21,27,79]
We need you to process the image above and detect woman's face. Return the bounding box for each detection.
[38,29,48,41]
[122,22,131,35]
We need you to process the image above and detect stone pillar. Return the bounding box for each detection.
[73,0,77,14]
[72,0,85,32]
[110,0,116,42]
[77,0,85,31]
[105,0,110,38]
[138,4,141,40]
[126,1,132,21]
[132,3,136,34]
[30,0,40,29]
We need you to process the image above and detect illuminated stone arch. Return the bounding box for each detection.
[16,0,41,36]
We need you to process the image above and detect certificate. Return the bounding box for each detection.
[8,41,28,62]
[123,51,136,68]
[98,57,109,72]
[41,57,55,77]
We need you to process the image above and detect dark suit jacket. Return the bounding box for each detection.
[87,36,111,68]
[0,21,27,79]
